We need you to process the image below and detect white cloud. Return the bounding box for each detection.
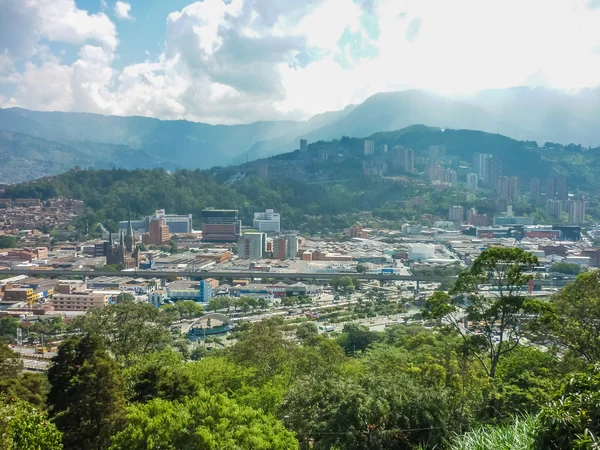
[114,1,134,21]
[1,0,600,124]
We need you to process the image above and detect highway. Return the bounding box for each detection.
[0,268,453,283]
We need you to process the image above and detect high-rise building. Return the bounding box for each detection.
[253,209,281,234]
[238,232,266,259]
[364,140,375,156]
[546,199,566,218]
[201,209,240,242]
[448,206,464,223]
[428,164,445,181]
[568,200,586,225]
[444,169,457,185]
[472,153,490,180]
[466,173,478,191]
[403,148,414,172]
[382,144,388,153]
[484,156,502,187]
[143,217,170,246]
[530,177,541,202]
[546,176,568,200]
[497,176,519,201]
[300,139,308,152]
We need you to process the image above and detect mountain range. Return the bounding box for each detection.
[1,86,599,183]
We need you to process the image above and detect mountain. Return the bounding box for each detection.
[0,130,167,183]
[2,86,600,183]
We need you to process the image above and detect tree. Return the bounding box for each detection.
[0,316,20,342]
[549,262,580,275]
[296,322,319,342]
[356,263,368,273]
[0,400,63,450]
[110,393,298,450]
[0,235,17,248]
[542,271,600,362]
[71,300,173,360]
[116,292,135,302]
[47,335,126,450]
[331,276,355,295]
[424,248,541,379]
[336,323,381,355]
[534,366,600,450]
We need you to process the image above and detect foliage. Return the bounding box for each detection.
[0,235,18,248]
[109,393,298,450]
[449,416,536,450]
[0,399,63,450]
[71,299,173,360]
[534,366,600,450]
[424,248,542,378]
[336,322,381,355]
[0,316,20,342]
[47,335,126,450]
[543,270,600,362]
[549,262,581,276]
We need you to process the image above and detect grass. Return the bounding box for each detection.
[449,416,536,450]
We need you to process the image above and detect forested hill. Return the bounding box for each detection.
[3,125,600,234]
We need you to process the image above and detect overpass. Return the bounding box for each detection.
[0,268,569,288]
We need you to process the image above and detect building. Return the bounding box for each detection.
[347,226,368,239]
[162,214,193,234]
[546,199,566,218]
[493,215,534,226]
[201,209,240,242]
[51,289,113,311]
[444,169,457,185]
[568,200,586,225]
[364,140,375,156]
[407,244,436,262]
[272,234,299,260]
[106,228,142,269]
[2,287,34,304]
[466,173,478,191]
[253,209,281,234]
[497,176,519,201]
[530,177,541,203]
[448,206,464,223]
[142,217,170,247]
[238,232,266,259]
[484,156,502,187]
[300,139,308,152]
[466,208,488,226]
[119,211,193,234]
[166,280,212,303]
[546,176,568,200]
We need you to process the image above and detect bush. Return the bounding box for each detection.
[450,416,536,450]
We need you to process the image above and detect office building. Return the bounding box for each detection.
[118,219,148,234]
[166,279,212,303]
[201,209,240,242]
[253,209,281,234]
[142,217,170,247]
[238,232,266,260]
[300,139,308,152]
[364,140,375,156]
[119,210,193,234]
[448,206,464,223]
[466,173,478,191]
[568,200,586,225]
[51,288,114,311]
[546,176,568,200]
[530,177,541,202]
[163,214,193,234]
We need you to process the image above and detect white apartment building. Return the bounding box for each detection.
[238,232,266,260]
[253,209,281,233]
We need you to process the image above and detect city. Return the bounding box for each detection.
[2,1,600,449]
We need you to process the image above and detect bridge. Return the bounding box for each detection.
[0,269,570,288]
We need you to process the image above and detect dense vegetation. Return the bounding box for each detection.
[2,251,600,448]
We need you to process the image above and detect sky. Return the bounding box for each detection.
[1,0,600,124]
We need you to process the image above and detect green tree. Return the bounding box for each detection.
[71,300,173,360]
[424,248,541,379]
[0,235,18,248]
[356,263,368,273]
[47,335,126,450]
[0,316,20,342]
[535,366,600,450]
[549,262,580,275]
[116,292,135,302]
[336,323,381,355]
[542,271,600,362]
[110,393,298,450]
[0,400,63,450]
[295,322,319,342]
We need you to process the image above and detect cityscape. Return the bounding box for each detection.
[2,1,600,449]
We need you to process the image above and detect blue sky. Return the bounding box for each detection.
[1,0,600,124]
